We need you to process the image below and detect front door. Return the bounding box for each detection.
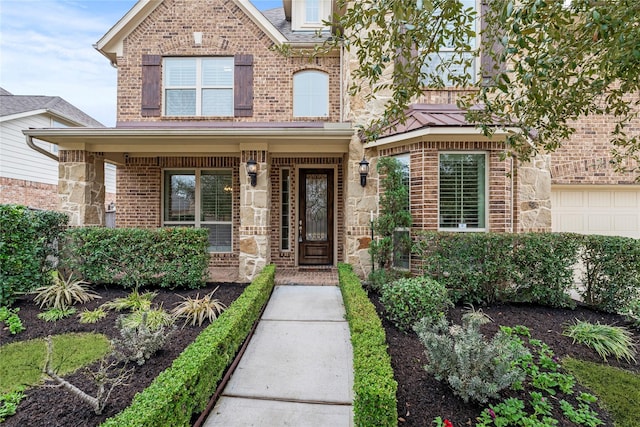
[298,169,334,265]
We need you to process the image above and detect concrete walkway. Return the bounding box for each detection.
[203,283,354,426]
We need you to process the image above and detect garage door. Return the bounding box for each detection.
[551,186,640,238]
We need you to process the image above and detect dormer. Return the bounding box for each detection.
[284,0,332,31]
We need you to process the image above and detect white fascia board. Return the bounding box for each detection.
[94,0,163,64]
[232,0,288,45]
[364,126,520,149]
[0,110,46,123]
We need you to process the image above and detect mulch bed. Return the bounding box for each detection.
[1,282,246,427]
[370,293,640,427]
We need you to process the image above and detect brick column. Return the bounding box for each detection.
[58,150,105,226]
[239,149,271,281]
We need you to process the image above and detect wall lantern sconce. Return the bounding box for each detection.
[358,156,370,187]
[247,158,258,187]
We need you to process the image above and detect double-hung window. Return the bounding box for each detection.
[439,153,487,230]
[163,169,233,252]
[164,57,234,116]
[421,0,478,87]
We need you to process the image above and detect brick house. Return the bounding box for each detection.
[23,0,639,282]
[0,88,116,211]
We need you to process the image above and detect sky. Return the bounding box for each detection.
[0,0,281,127]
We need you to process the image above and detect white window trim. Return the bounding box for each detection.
[162,168,234,252]
[163,57,234,117]
[291,0,331,31]
[438,151,488,232]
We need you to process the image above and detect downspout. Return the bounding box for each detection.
[25,135,59,162]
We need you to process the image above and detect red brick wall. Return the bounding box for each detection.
[116,0,341,124]
[0,177,58,210]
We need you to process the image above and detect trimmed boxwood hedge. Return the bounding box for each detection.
[338,263,398,427]
[101,265,275,427]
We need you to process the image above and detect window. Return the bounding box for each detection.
[164,57,233,116]
[281,169,291,251]
[293,70,329,117]
[306,0,320,23]
[292,0,331,30]
[163,169,233,252]
[421,0,478,86]
[393,154,411,269]
[439,153,486,230]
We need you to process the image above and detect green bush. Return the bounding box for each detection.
[381,276,452,332]
[338,263,397,427]
[415,232,582,308]
[62,227,210,289]
[580,235,640,313]
[0,204,68,306]
[414,310,529,403]
[101,265,275,427]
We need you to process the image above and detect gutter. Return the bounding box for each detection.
[26,134,58,162]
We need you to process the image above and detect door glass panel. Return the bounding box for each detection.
[305,173,327,241]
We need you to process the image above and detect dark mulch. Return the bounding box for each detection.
[370,293,640,427]
[0,282,246,427]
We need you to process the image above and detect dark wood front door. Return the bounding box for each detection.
[298,169,334,265]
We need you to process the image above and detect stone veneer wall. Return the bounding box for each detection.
[516,155,552,232]
[0,177,58,210]
[58,150,105,226]
[115,0,341,124]
[269,156,345,269]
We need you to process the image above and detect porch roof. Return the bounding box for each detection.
[23,122,354,163]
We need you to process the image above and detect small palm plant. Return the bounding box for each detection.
[172,287,226,327]
[101,290,156,312]
[563,319,637,363]
[32,270,100,310]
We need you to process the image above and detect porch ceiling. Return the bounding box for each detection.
[23,125,354,159]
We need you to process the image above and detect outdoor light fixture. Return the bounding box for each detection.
[359,156,370,187]
[247,158,258,187]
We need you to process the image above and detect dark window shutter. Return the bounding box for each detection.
[141,54,161,117]
[234,54,253,117]
[480,0,505,86]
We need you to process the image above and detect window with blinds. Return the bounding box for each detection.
[164,169,233,252]
[293,70,329,117]
[439,153,486,230]
[164,57,233,116]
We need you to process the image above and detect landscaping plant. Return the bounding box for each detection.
[37,307,77,322]
[624,299,640,328]
[171,287,227,327]
[78,307,108,324]
[112,312,174,365]
[0,390,25,422]
[101,289,156,312]
[563,320,637,363]
[119,306,174,331]
[32,270,100,310]
[414,310,529,403]
[381,276,452,332]
[0,307,24,334]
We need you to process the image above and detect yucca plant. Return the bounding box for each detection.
[563,319,637,363]
[37,307,78,322]
[78,307,108,324]
[101,290,156,312]
[32,271,100,309]
[172,287,226,327]
[119,306,174,331]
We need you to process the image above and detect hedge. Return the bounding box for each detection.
[338,263,398,427]
[101,264,275,427]
[0,204,68,306]
[62,227,210,289]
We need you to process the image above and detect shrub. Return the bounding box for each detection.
[101,265,275,426]
[78,308,108,324]
[366,268,408,293]
[0,307,25,334]
[623,299,640,328]
[338,263,398,427]
[101,290,156,312]
[563,320,637,363]
[112,312,174,365]
[172,287,226,327]
[381,276,452,332]
[0,204,68,306]
[119,306,174,332]
[62,227,210,289]
[580,235,640,313]
[0,390,25,423]
[32,270,100,309]
[414,310,529,403]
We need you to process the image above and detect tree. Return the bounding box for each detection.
[324,0,639,172]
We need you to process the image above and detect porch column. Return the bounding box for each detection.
[239,149,271,281]
[517,154,552,232]
[58,150,105,226]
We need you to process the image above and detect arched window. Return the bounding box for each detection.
[293,70,329,117]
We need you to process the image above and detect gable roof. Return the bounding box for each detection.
[0,89,104,127]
